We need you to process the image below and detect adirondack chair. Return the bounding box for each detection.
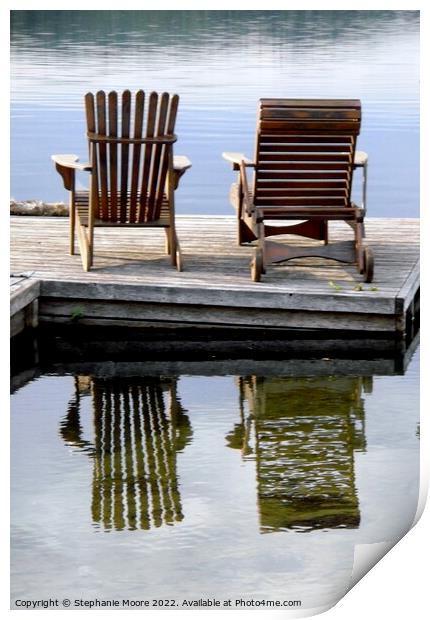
[223,99,373,282]
[52,90,191,271]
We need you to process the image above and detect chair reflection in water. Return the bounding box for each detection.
[226,376,371,532]
[60,376,192,531]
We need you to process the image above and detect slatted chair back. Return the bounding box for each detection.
[85,90,179,224]
[253,99,361,209]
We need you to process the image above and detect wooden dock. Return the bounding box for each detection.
[10,215,419,336]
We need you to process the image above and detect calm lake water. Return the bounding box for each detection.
[11,349,419,608]
[10,10,419,216]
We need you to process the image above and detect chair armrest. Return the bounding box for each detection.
[172,155,192,189]
[51,154,92,171]
[51,155,91,192]
[354,151,368,167]
[222,152,255,171]
[51,154,91,192]
[173,155,192,173]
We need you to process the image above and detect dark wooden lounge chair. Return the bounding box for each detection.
[223,99,372,282]
[52,90,191,271]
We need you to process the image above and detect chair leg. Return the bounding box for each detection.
[237,219,243,245]
[76,222,92,272]
[362,247,374,283]
[167,227,183,272]
[238,218,246,245]
[238,218,258,245]
[175,236,183,272]
[322,220,329,245]
[251,248,263,282]
[164,228,171,254]
[257,221,266,274]
[354,220,365,274]
[250,222,266,281]
[88,221,94,269]
[85,242,92,271]
[354,219,373,281]
[69,197,76,255]
[166,227,182,271]
[167,228,176,267]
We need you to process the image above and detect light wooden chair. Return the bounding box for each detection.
[223,99,372,282]
[52,90,191,271]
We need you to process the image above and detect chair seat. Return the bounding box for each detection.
[75,191,171,227]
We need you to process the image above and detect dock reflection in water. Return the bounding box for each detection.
[59,370,371,535]
[60,376,192,531]
[227,376,370,532]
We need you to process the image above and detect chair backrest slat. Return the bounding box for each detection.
[108,91,118,221]
[96,91,109,220]
[254,99,361,208]
[129,90,145,223]
[85,93,100,218]
[138,92,158,222]
[120,90,131,223]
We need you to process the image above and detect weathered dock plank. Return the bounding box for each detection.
[10,216,419,335]
[39,299,397,332]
